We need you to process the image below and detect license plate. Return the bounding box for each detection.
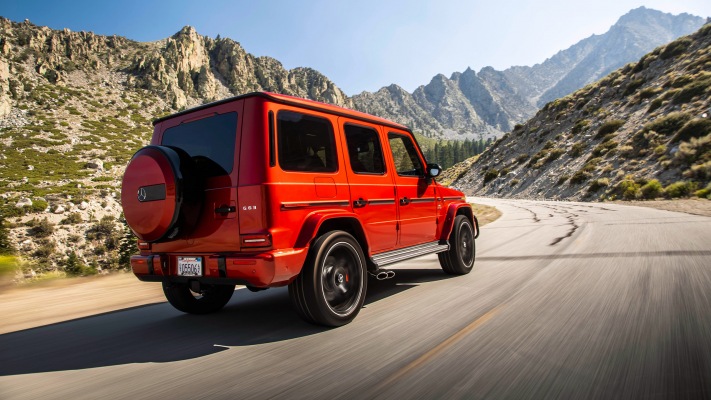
[177,257,203,277]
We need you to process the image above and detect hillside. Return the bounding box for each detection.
[0,12,706,280]
[452,23,711,202]
[352,7,705,139]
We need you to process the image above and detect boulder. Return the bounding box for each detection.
[15,198,32,208]
[86,159,104,170]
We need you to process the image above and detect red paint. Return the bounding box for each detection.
[122,92,473,288]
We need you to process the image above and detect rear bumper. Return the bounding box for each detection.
[130,248,308,287]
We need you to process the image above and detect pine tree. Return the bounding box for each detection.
[118,214,137,269]
[65,251,84,275]
[0,213,14,255]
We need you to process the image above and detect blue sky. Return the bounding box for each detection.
[2,0,710,95]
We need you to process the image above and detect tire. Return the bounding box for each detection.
[121,145,202,243]
[289,231,367,327]
[439,215,475,275]
[162,282,235,314]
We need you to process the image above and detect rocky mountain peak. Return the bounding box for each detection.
[453,23,711,201]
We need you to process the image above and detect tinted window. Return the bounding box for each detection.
[278,111,337,172]
[388,133,424,177]
[162,112,238,177]
[344,124,385,174]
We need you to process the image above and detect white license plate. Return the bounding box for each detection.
[177,257,203,277]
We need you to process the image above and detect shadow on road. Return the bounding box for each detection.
[0,268,449,376]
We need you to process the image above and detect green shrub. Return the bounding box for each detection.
[516,154,529,164]
[597,120,625,137]
[672,119,711,143]
[643,112,692,136]
[572,119,590,135]
[670,75,695,88]
[31,199,48,213]
[0,214,15,255]
[591,140,619,157]
[653,145,667,156]
[623,79,645,96]
[61,212,83,225]
[86,215,116,240]
[695,183,711,199]
[639,179,663,199]
[648,98,664,113]
[685,161,711,180]
[664,181,696,198]
[672,78,711,104]
[546,148,565,163]
[510,179,520,187]
[570,170,590,185]
[615,178,641,200]
[33,238,56,259]
[483,169,499,185]
[639,87,662,99]
[588,178,610,193]
[29,218,55,238]
[660,37,692,60]
[557,175,570,185]
[66,251,98,276]
[568,142,585,157]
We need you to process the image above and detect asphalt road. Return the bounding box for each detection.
[1,197,710,399]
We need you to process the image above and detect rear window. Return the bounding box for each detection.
[277,111,337,173]
[161,112,238,177]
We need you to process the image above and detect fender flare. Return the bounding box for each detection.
[294,210,371,252]
[441,203,479,241]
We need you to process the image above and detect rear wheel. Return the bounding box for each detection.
[439,215,475,275]
[289,231,367,327]
[162,282,235,314]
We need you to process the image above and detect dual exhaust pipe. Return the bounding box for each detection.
[370,270,396,281]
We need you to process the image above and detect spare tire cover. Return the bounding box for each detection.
[121,146,184,243]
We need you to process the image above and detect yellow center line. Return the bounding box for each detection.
[376,305,504,389]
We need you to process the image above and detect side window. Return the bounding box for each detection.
[344,124,385,174]
[277,111,337,172]
[388,133,424,177]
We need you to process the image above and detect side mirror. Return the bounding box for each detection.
[427,163,442,178]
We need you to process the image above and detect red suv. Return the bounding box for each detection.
[121,92,478,326]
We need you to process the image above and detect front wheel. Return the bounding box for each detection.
[439,215,475,275]
[289,231,367,327]
[162,282,235,314]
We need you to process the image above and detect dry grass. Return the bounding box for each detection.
[470,203,502,226]
[613,198,711,217]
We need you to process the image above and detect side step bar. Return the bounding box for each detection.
[371,241,449,268]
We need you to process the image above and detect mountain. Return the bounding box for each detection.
[0,11,706,278]
[352,7,705,139]
[451,23,711,201]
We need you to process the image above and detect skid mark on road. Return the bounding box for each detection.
[537,204,580,246]
[506,204,541,223]
[550,215,579,246]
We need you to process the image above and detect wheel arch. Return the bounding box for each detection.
[442,203,477,241]
[294,212,371,264]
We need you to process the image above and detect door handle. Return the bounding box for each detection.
[215,205,236,214]
[353,198,367,208]
[400,197,410,206]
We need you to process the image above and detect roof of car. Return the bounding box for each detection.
[152,92,412,132]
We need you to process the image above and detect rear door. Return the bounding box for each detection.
[385,131,438,247]
[338,119,398,253]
